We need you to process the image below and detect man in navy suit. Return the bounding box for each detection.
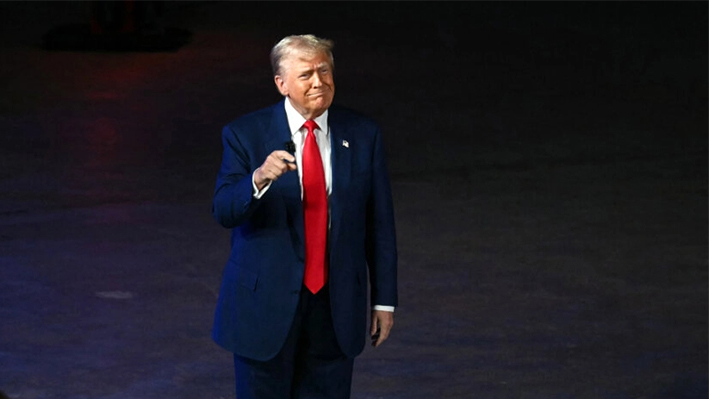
[211,34,398,398]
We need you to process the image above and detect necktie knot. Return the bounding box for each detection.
[303,120,319,134]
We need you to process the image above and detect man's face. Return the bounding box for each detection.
[274,50,335,120]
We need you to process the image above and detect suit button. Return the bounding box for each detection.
[291,289,300,295]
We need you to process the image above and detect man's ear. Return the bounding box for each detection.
[274,75,288,96]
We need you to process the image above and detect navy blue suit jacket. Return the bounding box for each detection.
[212,100,398,361]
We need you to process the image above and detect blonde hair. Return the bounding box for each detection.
[270,34,334,77]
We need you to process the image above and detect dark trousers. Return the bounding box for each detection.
[234,285,354,399]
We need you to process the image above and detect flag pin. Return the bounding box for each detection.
[342,140,349,148]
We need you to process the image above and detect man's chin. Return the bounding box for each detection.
[311,99,332,111]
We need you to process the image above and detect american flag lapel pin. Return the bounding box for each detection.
[342,140,349,148]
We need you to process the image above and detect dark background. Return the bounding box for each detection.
[0,2,706,398]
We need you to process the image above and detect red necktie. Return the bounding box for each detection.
[302,120,328,294]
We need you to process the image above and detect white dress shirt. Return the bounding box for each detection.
[252,98,394,313]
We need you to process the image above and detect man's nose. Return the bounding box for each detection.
[312,72,322,87]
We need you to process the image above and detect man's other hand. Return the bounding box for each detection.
[370,310,393,348]
[254,150,297,190]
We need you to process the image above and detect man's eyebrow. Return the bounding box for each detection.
[294,63,314,71]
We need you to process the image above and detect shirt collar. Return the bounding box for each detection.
[284,97,329,137]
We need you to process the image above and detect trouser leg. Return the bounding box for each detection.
[292,285,354,399]
[233,285,354,399]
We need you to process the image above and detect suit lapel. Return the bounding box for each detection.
[328,111,351,248]
[264,101,305,260]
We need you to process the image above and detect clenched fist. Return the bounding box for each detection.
[254,150,297,190]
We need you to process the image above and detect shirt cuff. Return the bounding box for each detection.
[252,173,272,199]
[372,305,395,312]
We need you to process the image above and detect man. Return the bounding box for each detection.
[211,34,398,399]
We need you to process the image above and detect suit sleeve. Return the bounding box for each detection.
[365,125,398,307]
[212,124,262,228]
